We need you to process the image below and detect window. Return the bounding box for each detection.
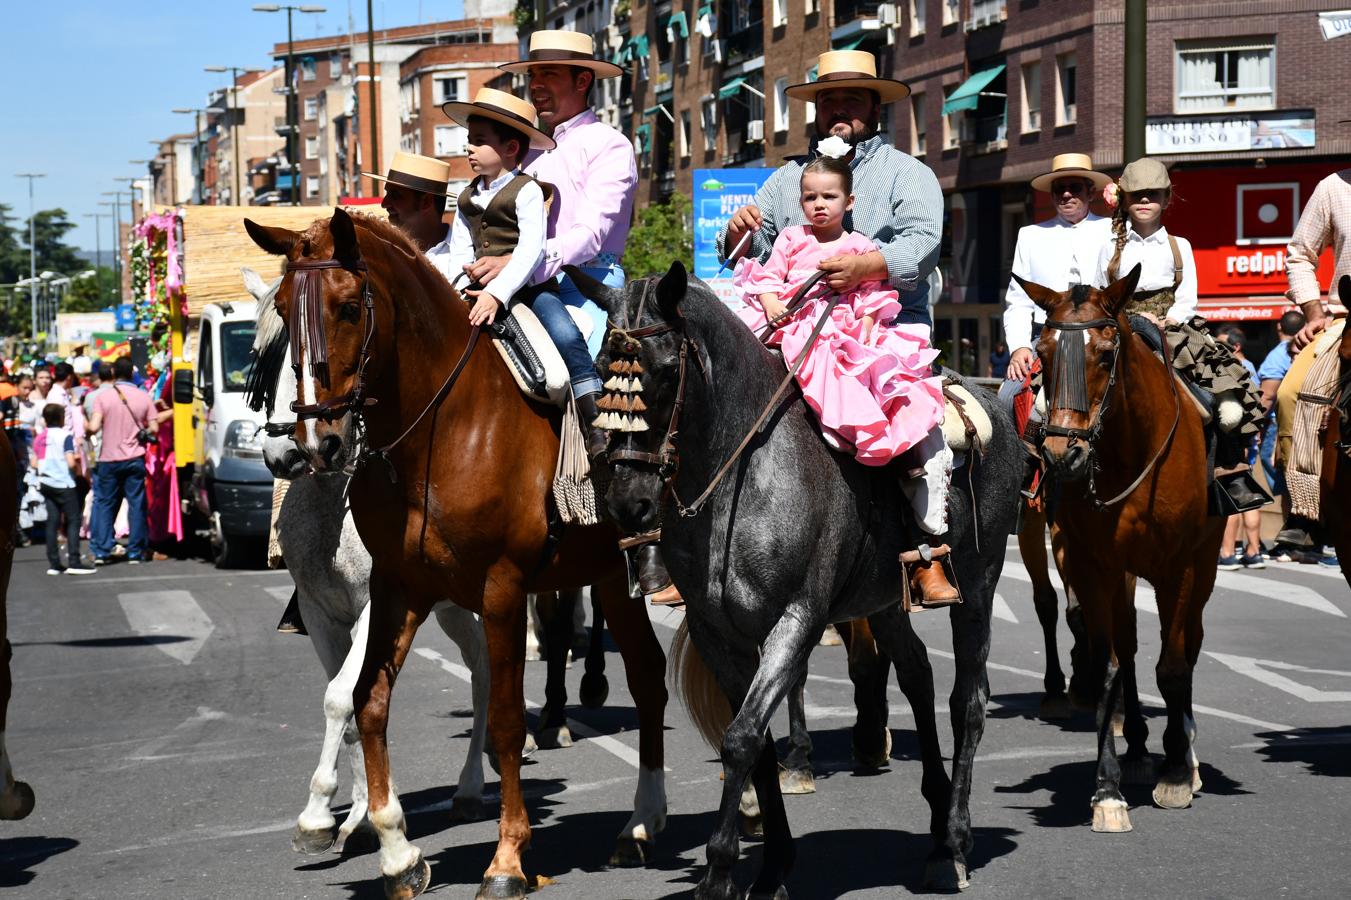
[680,110,692,158]
[436,75,467,106]
[805,0,820,13]
[305,136,319,159]
[1021,61,1041,132]
[773,77,789,133]
[942,0,960,26]
[1056,53,1077,125]
[300,56,316,81]
[304,97,318,121]
[196,326,213,393]
[306,175,319,198]
[772,0,787,27]
[911,91,926,155]
[1175,40,1275,112]
[329,53,341,78]
[399,83,414,123]
[969,0,1005,28]
[805,68,817,123]
[943,84,963,149]
[434,124,468,157]
[911,0,926,36]
[701,98,718,151]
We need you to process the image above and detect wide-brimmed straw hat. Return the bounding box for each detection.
[442,88,556,151]
[785,50,911,104]
[499,30,624,79]
[362,151,451,196]
[1029,153,1113,193]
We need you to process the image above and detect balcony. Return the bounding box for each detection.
[274,116,297,137]
[723,28,763,66]
[960,115,1008,155]
[835,0,885,20]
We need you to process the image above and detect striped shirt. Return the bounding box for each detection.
[716,134,944,326]
[1286,169,1351,316]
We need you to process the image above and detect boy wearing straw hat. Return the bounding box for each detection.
[440,87,557,327]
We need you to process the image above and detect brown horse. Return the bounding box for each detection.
[1016,266,1222,833]
[0,442,34,820]
[1321,281,1351,591]
[246,209,668,900]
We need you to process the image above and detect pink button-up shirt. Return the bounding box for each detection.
[525,108,637,283]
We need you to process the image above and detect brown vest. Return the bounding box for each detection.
[456,173,537,259]
[1124,234,1186,320]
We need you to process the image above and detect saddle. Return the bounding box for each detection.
[1129,315,1214,424]
[487,304,594,407]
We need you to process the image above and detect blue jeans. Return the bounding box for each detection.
[520,265,624,398]
[1260,419,1284,495]
[92,457,148,561]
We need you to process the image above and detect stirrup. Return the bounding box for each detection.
[900,543,963,612]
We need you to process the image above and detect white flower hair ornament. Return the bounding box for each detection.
[816,135,852,159]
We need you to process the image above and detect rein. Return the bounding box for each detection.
[1040,315,1181,510]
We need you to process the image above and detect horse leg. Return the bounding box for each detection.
[1153,564,1213,809]
[534,589,577,749]
[697,614,817,900]
[595,572,669,867]
[524,593,543,662]
[868,605,953,884]
[0,637,34,821]
[293,602,367,854]
[354,572,433,900]
[1084,570,1132,833]
[433,603,491,822]
[579,589,609,708]
[778,670,815,795]
[1020,509,1070,719]
[838,618,892,769]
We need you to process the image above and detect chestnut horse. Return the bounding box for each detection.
[245,209,668,900]
[1016,266,1223,833]
[0,442,34,820]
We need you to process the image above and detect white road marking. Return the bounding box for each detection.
[264,585,293,602]
[992,592,1019,624]
[1203,651,1351,703]
[1213,571,1345,617]
[94,570,292,585]
[117,590,215,664]
[1001,561,1157,615]
[412,647,653,771]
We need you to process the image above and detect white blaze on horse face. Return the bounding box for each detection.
[296,295,320,449]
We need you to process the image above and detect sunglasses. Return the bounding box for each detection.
[1051,181,1090,196]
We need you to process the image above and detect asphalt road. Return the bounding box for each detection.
[2,540,1349,899]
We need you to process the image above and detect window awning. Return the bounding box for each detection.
[696,6,715,38]
[632,33,650,58]
[941,65,1006,115]
[667,11,689,40]
[634,123,651,152]
[612,39,629,65]
[643,103,675,122]
[807,65,819,82]
[832,36,865,51]
[719,77,746,100]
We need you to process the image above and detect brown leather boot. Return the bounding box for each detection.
[573,390,610,462]
[901,544,962,610]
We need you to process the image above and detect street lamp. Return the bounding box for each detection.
[14,172,45,341]
[253,4,327,206]
[172,106,226,204]
[100,191,131,305]
[82,213,109,305]
[206,65,265,206]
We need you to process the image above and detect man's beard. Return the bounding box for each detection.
[822,119,877,144]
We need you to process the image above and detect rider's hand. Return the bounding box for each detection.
[861,315,876,346]
[466,291,501,326]
[725,205,763,258]
[760,294,787,324]
[1006,347,1036,382]
[465,254,510,286]
[818,252,885,294]
[1293,316,1328,351]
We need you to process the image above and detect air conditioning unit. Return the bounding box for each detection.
[747,119,765,141]
[877,3,898,26]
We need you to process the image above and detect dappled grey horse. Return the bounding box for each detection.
[572,262,1023,897]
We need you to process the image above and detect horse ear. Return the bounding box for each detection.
[1103,263,1142,316]
[240,267,268,302]
[563,265,624,313]
[656,260,688,321]
[1338,274,1351,308]
[330,207,361,265]
[1011,273,1061,313]
[245,219,300,257]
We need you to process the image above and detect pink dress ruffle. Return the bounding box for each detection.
[735,226,944,465]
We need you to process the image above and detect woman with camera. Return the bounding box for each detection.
[86,355,158,566]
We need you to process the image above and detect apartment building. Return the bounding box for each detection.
[208,68,288,206]
[149,135,198,208]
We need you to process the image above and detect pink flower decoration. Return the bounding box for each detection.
[1103,182,1120,209]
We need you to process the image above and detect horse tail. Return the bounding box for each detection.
[669,620,733,753]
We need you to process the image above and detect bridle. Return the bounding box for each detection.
[1039,314,1180,509]
[604,271,836,521]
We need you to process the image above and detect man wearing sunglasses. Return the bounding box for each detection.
[1003,154,1115,385]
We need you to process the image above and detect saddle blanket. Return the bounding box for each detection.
[489,304,594,406]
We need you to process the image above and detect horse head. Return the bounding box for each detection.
[245,208,390,473]
[571,260,693,535]
[240,266,309,479]
[1012,264,1141,482]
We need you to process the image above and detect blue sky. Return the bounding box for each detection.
[1,1,466,255]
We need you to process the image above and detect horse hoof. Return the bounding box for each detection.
[609,835,654,867]
[523,732,539,758]
[475,874,529,900]
[1152,780,1194,810]
[0,781,35,820]
[1091,800,1133,833]
[384,855,431,900]
[535,724,573,750]
[778,766,816,795]
[1111,712,1125,738]
[1039,693,1073,720]
[923,859,970,891]
[1120,756,1157,786]
[291,825,338,855]
[819,624,843,646]
[580,672,610,709]
[1192,766,1203,792]
[449,794,486,822]
[739,809,764,840]
[852,727,893,770]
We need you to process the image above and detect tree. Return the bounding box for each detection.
[622,193,693,280]
[64,266,118,313]
[27,209,85,277]
[0,203,26,285]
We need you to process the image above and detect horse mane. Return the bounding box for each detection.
[246,272,288,416]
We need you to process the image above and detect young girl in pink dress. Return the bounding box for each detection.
[734,156,946,467]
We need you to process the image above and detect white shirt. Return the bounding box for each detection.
[444,169,547,307]
[1004,213,1113,352]
[425,225,455,282]
[1092,224,1197,323]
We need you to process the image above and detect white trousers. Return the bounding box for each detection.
[900,426,952,536]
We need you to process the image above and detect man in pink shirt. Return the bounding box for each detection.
[86,356,158,564]
[493,30,636,460]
